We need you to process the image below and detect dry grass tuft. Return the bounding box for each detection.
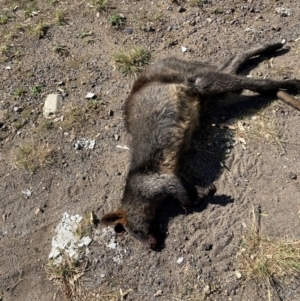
[225,101,284,150]
[114,46,151,76]
[61,105,90,132]
[47,254,129,301]
[54,9,67,25]
[90,0,107,12]
[47,256,85,300]
[15,141,56,172]
[74,211,98,239]
[32,21,49,38]
[189,0,207,7]
[239,208,300,288]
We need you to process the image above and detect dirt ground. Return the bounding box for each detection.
[1,0,300,300]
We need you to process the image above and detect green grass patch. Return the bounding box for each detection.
[114,46,151,76]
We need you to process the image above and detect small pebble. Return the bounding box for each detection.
[177,257,184,264]
[201,243,213,251]
[235,270,242,279]
[35,208,44,215]
[154,290,163,297]
[181,46,187,53]
[189,19,196,26]
[203,285,210,294]
[14,107,23,113]
[85,92,96,99]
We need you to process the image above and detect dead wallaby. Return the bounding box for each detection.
[101,42,300,250]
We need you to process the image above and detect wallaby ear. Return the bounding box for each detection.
[100,209,127,226]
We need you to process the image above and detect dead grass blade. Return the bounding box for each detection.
[238,208,300,289]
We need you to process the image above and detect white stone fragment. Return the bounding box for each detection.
[75,139,96,150]
[181,46,187,53]
[177,257,184,264]
[235,270,242,279]
[275,7,291,16]
[48,212,92,265]
[85,92,96,99]
[22,189,32,199]
[78,236,92,248]
[108,241,117,249]
[116,145,130,150]
[43,94,63,118]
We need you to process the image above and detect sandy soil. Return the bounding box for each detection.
[1,1,300,300]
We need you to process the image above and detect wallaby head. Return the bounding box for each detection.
[101,171,216,249]
[101,172,164,250]
[101,204,159,250]
[101,209,159,250]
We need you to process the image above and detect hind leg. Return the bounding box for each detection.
[217,42,300,110]
[220,42,284,74]
[187,70,300,95]
[152,57,215,77]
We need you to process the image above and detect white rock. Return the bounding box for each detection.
[181,46,187,53]
[53,116,63,122]
[235,270,242,279]
[48,212,92,265]
[275,7,291,16]
[43,94,63,118]
[78,236,92,247]
[177,257,184,264]
[75,139,96,150]
[116,145,130,150]
[107,241,117,249]
[85,92,96,99]
[22,189,32,199]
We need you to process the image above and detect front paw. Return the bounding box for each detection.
[195,183,216,199]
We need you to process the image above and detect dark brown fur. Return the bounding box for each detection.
[101,42,300,250]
